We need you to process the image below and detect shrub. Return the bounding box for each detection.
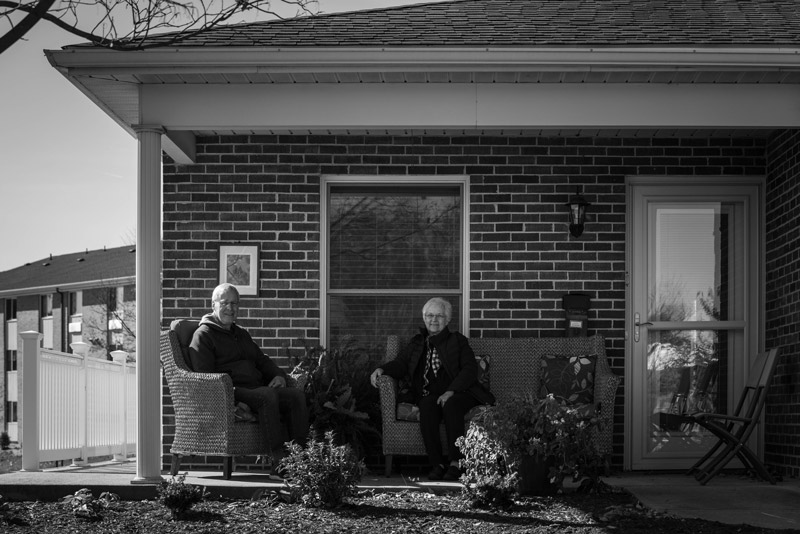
[457,418,519,509]
[60,488,119,520]
[279,430,364,508]
[458,394,603,507]
[0,432,10,450]
[157,473,207,519]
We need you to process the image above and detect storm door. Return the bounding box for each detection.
[627,177,762,470]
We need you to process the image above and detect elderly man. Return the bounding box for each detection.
[189,283,308,466]
[370,297,495,481]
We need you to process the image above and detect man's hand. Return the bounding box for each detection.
[437,391,454,406]
[370,368,384,388]
[268,376,286,388]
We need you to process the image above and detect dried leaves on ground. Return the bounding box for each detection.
[1,486,794,534]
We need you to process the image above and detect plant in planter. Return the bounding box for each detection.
[288,336,381,460]
[457,394,603,507]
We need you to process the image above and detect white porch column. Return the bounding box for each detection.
[132,125,164,484]
[19,331,42,472]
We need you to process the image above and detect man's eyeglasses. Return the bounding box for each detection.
[215,300,239,308]
[424,314,446,321]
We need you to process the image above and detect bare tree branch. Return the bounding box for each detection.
[0,0,318,52]
[0,0,57,54]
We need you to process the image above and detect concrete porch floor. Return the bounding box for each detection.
[0,460,798,532]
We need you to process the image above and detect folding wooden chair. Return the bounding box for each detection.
[685,347,780,485]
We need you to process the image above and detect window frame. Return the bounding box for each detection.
[320,175,470,348]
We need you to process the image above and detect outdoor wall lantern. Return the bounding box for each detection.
[565,186,591,238]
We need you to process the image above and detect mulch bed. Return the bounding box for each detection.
[1,485,793,534]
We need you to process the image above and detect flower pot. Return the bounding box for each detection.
[518,454,555,496]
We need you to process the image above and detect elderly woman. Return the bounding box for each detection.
[370,297,495,481]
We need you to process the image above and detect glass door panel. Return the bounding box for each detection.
[628,179,761,470]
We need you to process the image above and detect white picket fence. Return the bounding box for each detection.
[18,331,137,470]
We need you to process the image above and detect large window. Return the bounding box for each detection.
[323,178,467,356]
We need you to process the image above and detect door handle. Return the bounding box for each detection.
[633,312,653,343]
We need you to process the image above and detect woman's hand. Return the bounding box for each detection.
[370,368,384,388]
[437,391,454,406]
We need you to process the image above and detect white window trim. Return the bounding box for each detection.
[319,175,470,348]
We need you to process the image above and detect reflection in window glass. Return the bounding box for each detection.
[646,329,728,455]
[650,204,742,323]
[327,184,463,354]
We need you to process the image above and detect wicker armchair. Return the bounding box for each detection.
[377,334,620,476]
[160,319,297,479]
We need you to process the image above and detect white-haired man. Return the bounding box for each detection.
[189,283,308,469]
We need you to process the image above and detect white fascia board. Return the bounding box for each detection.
[46,46,800,74]
[141,82,800,130]
[0,276,136,299]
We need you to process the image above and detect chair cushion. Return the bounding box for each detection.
[234,402,258,423]
[396,402,420,421]
[170,319,200,369]
[540,353,597,405]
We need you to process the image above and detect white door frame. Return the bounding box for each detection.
[624,176,765,471]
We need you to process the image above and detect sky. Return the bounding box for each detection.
[0,0,443,273]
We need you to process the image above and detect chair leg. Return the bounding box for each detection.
[170,454,181,476]
[384,455,393,477]
[223,457,234,480]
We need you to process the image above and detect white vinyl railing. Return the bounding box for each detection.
[18,331,137,470]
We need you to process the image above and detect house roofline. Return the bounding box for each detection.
[46,46,800,74]
[0,276,136,299]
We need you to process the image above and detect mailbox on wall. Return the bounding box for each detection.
[562,293,591,337]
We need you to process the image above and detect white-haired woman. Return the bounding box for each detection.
[371,297,495,481]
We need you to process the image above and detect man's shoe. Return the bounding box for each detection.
[442,465,462,481]
[427,464,446,481]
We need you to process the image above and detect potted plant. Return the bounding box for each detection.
[288,336,381,460]
[457,394,602,506]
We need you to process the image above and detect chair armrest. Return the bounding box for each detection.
[168,369,236,428]
[377,374,399,424]
[593,368,621,423]
[287,373,306,391]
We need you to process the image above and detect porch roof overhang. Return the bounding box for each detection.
[46,45,800,163]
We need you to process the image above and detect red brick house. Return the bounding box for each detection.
[47,0,799,481]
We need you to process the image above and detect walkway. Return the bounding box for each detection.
[1,460,798,531]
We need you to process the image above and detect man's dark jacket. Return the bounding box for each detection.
[188,313,286,389]
[381,326,495,406]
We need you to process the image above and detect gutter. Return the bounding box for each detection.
[45,46,800,74]
[0,276,136,299]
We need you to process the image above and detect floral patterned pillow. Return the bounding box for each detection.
[475,354,491,390]
[540,354,597,405]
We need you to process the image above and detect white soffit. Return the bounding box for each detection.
[46,46,800,162]
[139,82,800,131]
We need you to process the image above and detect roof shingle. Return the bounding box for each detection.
[141,0,800,48]
[0,246,136,294]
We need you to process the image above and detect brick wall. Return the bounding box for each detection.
[162,134,768,472]
[764,130,800,479]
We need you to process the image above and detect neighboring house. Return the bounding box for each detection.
[46,0,799,480]
[0,246,136,441]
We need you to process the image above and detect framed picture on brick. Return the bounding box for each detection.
[219,245,259,296]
